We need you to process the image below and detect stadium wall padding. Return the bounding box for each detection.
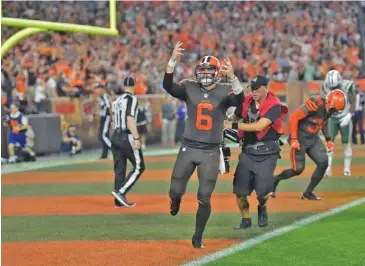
[28,114,63,155]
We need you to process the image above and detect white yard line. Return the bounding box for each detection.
[182,197,365,266]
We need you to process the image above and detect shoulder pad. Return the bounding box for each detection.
[344,80,356,91]
[305,96,321,112]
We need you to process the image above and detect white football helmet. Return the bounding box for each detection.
[325,70,343,90]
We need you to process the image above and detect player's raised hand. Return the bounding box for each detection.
[170,41,185,61]
[220,58,234,79]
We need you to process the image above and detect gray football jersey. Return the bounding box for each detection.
[180,80,233,144]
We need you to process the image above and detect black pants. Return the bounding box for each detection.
[352,111,365,144]
[111,130,145,195]
[169,145,220,205]
[99,116,111,158]
[276,135,328,193]
[234,152,279,198]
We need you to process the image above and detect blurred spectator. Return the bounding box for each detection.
[175,100,187,144]
[6,103,36,163]
[96,86,111,159]
[61,124,83,155]
[352,89,365,144]
[160,95,176,147]
[1,1,362,101]
[136,100,149,150]
[21,125,37,162]
[34,77,47,112]
[45,70,58,98]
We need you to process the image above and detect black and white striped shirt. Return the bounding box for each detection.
[112,93,139,130]
[98,93,111,117]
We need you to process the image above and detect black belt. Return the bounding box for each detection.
[243,140,280,155]
[115,128,131,134]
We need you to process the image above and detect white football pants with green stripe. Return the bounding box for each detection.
[325,117,352,176]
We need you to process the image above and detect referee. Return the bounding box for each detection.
[111,76,145,208]
[97,85,112,159]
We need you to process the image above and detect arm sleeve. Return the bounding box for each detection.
[223,91,245,109]
[322,119,330,141]
[163,72,187,101]
[230,76,244,95]
[126,96,138,117]
[234,104,243,118]
[289,106,308,140]
[263,105,281,123]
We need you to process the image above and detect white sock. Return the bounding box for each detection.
[9,156,17,162]
[327,151,333,170]
[343,144,352,172]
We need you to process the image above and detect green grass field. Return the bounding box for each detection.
[208,204,365,266]
[1,144,365,266]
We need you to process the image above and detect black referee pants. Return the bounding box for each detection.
[111,130,145,195]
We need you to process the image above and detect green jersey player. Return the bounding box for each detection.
[321,70,355,176]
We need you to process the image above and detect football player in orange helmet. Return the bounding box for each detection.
[195,56,221,88]
[272,89,346,200]
[326,89,347,114]
[163,42,244,248]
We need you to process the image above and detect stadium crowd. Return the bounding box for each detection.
[1,1,363,112]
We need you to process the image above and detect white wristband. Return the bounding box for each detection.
[168,59,177,68]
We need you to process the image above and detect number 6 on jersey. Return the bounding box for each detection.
[196,103,213,130]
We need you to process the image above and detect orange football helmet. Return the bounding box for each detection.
[195,56,221,86]
[325,89,346,112]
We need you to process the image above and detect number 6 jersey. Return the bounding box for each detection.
[163,73,244,149]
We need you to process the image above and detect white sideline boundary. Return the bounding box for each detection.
[0,142,239,174]
[182,197,365,266]
[1,147,179,174]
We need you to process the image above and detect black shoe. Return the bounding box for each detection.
[302,192,322,200]
[234,218,252,229]
[258,205,268,227]
[114,199,124,208]
[111,191,136,207]
[170,198,181,216]
[192,235,204,249]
